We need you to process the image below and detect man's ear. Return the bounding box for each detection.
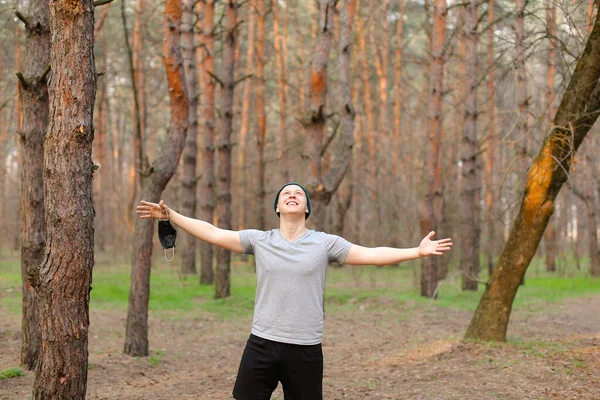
[276,206,280,213]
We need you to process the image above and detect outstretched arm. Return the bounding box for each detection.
[344,231,452,266]
[136,200,244,253]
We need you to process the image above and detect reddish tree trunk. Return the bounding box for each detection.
[180,0,199,275]
[305,0,355,232]
[199,0,216,285]
[17,0,50,371]
[484,0,496,276]
[255,0,266,230]
[214,0,238,299]
[32,0,96,396]
[272,0,289,182]
[124,0,189,356]
[420,0,446,298]
[236,0,255,230]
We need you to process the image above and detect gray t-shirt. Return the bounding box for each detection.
[239,229,353,345]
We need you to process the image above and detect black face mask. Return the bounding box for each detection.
[158,220,177,261]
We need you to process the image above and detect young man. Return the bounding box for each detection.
[137,182,452,400]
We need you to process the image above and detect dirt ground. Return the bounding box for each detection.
[1,294,599,400]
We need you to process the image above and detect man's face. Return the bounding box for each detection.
[277,185,309,217]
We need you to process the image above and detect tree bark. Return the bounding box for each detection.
[272,0,289,182]
[32,0,96,397]
[237,0,255,230]
[393,0,404,177]
[305,0,355,232]
[199,0,216,285]
[121,0,146,233]
[124,0,188,356]
[460,0,480,291]
[17,0,50,371]
[180,0,199,275]
[255,0,266,230]
[357,8,378,244]
[543,0,558,273]
[214,0,238,299]
[465,10,600,342]
[419,0,446,298]
[484,0,496,277]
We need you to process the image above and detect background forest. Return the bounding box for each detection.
[0,0,600,397]
[1,0,598,281]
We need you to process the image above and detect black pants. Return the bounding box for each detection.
[232,334,323,400]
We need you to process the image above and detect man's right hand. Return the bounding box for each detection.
[137,200,169,220]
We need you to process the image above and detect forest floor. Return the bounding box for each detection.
[1,259,599,399]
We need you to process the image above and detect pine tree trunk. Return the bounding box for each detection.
[94,25,110,252]
[214,0,237,299]
[420,0,446,298]
[124,0,189,356]
[199,0,216,285]
[484,0,496,276]
[393,0,404,177]
[17,0,50,371]
[236,1,255,230]
[460,0,480,291]
[305,0,355,233]
[272,0,289,182]
[358,11,378,245]
[465,11,600,342]
[543,0,558,272]
[32,0,96,396]
[255,0,267,230]
[180,0,199,275]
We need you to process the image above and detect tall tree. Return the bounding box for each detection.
[237,0,256,230]
[31,0,96,396]
[419,0,446,298]
[515,0,528,155]
[272,0,289,182]
[124,0,189,356]
[484,0,497,276]
[465,9,600,342]
[15,0,50,371]
[460,0,481,291]
[255,0,267,230]
[393,0,405,177]
[198,0,216,285]
[121,0,147,233]
[543,0,558,272]
[304,0,355,232]
[180,0,199,275]
[214,0,238,299]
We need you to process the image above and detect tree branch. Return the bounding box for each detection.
[15,72,29,88]
[37,64,51,84]
[13,10,29,29]
[206,70,224,88]
[93,0,114,7]
[468,273,490,286]
[233,73,253,87]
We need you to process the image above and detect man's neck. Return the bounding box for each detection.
[279,217,308,241]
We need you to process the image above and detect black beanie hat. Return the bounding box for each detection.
[274,182,311,220]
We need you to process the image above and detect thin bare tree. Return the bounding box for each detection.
[124,0,189,356]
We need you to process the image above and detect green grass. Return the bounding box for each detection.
[1,252,598,319]
[0,367,25,380]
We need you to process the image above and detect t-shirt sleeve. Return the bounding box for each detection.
[325,234,353,264]
[238,229,264,255]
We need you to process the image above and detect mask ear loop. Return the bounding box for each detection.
[164,247,175,262]
[159,207,175,262]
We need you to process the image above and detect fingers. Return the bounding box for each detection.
[427,231,436,239]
